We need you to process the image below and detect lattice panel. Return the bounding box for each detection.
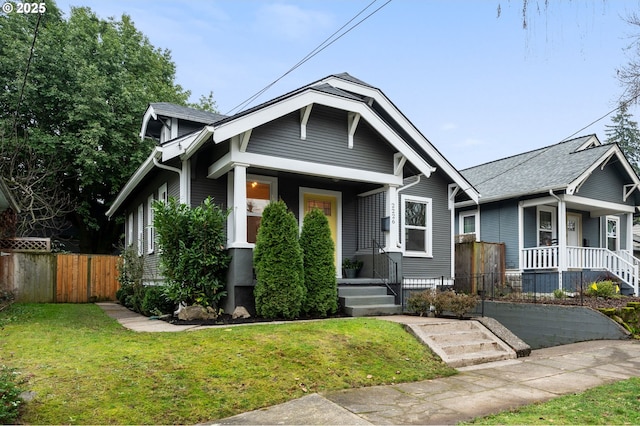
[0,238,51,252]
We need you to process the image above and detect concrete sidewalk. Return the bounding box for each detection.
[96,303,640,425]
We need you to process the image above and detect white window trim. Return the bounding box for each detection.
[401,194,432,258]
[127,212,134,248]
[459,210,479,241]
[137,203,144,256]
[158,182,168,204]
[606,215,620,251]
[147,194,155,254]
[244,174,278,248]
[536,205,557,246]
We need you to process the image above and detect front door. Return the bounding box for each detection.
[567,213,582,247]
[300,189,341,274]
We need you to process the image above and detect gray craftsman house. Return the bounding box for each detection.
[107,73,479,314]
[456,135,640,295]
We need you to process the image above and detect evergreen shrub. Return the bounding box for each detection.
[253,200,305,319]
[300,208,337,317]
[154,197,230,309]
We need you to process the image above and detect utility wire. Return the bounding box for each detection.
[224,0,392,115]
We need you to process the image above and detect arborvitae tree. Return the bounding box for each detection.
[253,200,305,319]
[300,208,337,317]
[605,101,640,175]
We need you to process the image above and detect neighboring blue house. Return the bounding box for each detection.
[456,135,640,296]
[107,73,479,314]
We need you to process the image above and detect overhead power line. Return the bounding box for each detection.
[224,0,393,116]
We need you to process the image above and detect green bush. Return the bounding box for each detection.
[154,197,230,309]
[300,208,337,317]
[407,289,478,318]
[586,280,618,298]
[116,244,144,312]
[253,200,305,319]
[0,365,24,424]
[141,286,175,316]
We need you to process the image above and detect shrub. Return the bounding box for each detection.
[141,286,175,316]
[407,289,436,316]
[407,289,478,318]
[116,244,144,312]
[300,208,337,317]
[253,200,305,319]
[586,280,618,298]
[154,197,230,309]
[553,288,566,299]
[0,365,24,424]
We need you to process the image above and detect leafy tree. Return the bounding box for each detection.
[153,197,230,309]
[0,1,193,252]
[253,200,305,319]
[605,101,640,174]
[300,208,337,317]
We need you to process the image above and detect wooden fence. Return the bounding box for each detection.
[0,252,120,303]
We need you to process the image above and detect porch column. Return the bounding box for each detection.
[385,184,401,252]
[227,163,252,248]
[557,198,567,289]
[626,212,634,252]
[518,201,524,270]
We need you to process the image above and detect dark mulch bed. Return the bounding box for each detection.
[166,312,349,326]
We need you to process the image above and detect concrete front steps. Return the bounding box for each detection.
[338,285,402,317]
[404,320,518,368]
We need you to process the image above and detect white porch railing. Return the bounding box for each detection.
[522,246,639,295]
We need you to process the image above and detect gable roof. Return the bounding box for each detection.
[108,73,479,217]
[140,102,227,140]
[461,135,640,203]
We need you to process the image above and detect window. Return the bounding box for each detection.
[459,210,479,240]
[147,194,154,254]
[246,175,277,244]
[606,216,619,251]
[158,183,168,204]
[537,206,556,246]
[401,195,432,257]
[137,204,144,256]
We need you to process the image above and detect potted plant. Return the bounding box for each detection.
[342,258,363,278]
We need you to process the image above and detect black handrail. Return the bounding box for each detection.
[372,239,398,298]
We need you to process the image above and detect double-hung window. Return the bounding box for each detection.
[401,194,432,257]
[606,216,619,251]
[537,206,556,246]
[246,175,277,244]
[459,210,479,240]
[137,204,144,256]
[147,194,155,254]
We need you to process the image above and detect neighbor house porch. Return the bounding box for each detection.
[518,193,639,295]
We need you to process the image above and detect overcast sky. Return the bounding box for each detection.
[53,0,640,170]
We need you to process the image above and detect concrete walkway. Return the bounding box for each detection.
[96,303,640,425]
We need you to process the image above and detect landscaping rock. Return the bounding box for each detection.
[178,305,218,321]
[232,306,251,319]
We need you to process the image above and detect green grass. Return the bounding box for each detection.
[0,304,456,424]
[465,377,640,425]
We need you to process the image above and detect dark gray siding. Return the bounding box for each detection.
[123,169,180,283]
[579,164,635,206]
[246,105,395,174]
[400,170,451,278]
[191,143,228,209]
[479,201,519,269]
[177,121,204,138]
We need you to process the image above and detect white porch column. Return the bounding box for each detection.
[180,159,191,205]
[385,184,400,252]
[557,198,567,289]
[518,201,524,271]
[626,212,634,252]
[227,163,251,248]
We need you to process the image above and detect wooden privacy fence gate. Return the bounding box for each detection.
[56,254,120,303]
[0,241,120,303]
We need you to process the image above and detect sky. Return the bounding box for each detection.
[52,0,640,170]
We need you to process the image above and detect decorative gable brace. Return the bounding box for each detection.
[239,129,252,152]
[348,112,360,149]
[300,104,312,140]
[624,184,639,202]
[393,153,406,176]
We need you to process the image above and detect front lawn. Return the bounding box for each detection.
[0,304,455,424]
